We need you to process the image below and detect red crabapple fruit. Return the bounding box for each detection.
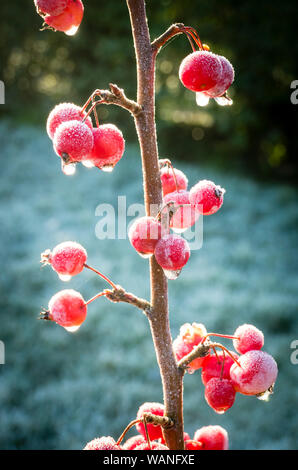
[189,179,225,215]
[173,323,209,373]
[160,166,188,196]
[230,350,278,396]
[194,425,228,450]
[135,442,169,450]
[128,216,162,258]
[179,51,223,93]
[122,435,147,450]
[44,0,84,36]
[204,377,236,414]
[154,234,190,279]
[185,440,203,450]
[233,324,264,355]
[84,436,121,450]
[201,351,239,386]
[85,124,125,171]
[53,120,94,163]
[205,55,234,98]
[34,0,68,16]
[136,402,165,441]
[48,289,87,330]
[41,241,87,280]
[47,102,92,140]
[163,190,200,232]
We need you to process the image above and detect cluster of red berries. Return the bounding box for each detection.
[129,161,225,279]
[84,436,169,451]
[173,323,278,413]
[40,241,116,331]
[46,101,125,175]
[34,0,84,35]
[84,402,229,450]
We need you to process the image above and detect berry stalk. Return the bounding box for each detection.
[85,291,107,305]
[84,263,117,289]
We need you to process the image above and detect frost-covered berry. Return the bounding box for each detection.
[47,102,92,140]
[185,440,203,450]
[189,180,225,215]
[122,435,147,450]
[173,323,208,373]
[160,166,188,196]
[230,350,278,396]
[163,190,200,232]
[154,234,190,279]
[135,442,169,450]
[233,324,264,355]
[204,378,236,414]
[44,0,84,36]
[84,436,121,450]
[179,51,223,93]
[194,425,228,450]
[86,124,125,171]
[34,0,68,16]
[41,241,87,280]
[201,351,239,386]
[128,216,162,258]
[205,55,234,98]
[48,289,87,329]
[136,402,165,441]
[53,120,94,163]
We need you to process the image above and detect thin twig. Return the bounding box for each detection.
[178,341,211,370]
[211,343,242,368]
[104,286,152,315]
[143,412,174,429]
[201,332,239,342]
[151,23,186,52]
[178,340,242,370]
[84,263,118,289]
[116,419,141,446]
[142,418,152,449]
[96,84,142,116]
[85,291,107,305]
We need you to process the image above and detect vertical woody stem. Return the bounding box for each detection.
[126,0,184,450]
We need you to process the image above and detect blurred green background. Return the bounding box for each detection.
[0,0,298,450]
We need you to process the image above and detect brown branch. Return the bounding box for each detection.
[178,341,212,370]
[96,83,142,116]
[104,286,151,315]
[143,412,174,429]
[178,340,242,370]
[151,23,185,53]
[127,0,185,450]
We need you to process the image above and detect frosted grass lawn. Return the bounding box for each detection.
[0,121,297,449]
